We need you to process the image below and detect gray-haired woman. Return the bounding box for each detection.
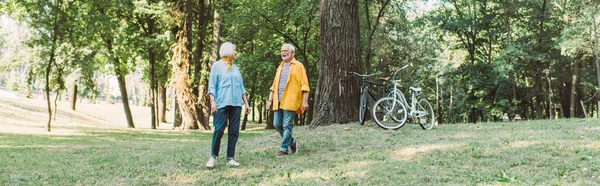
[206,42,250,168]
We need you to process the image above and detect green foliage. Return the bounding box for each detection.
[222,0,321,100]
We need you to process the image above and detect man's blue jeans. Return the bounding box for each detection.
[211,106,241,160]
[273,109,295,153]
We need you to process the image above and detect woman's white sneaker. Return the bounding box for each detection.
[206,157,216,168]
[227,159,240,166]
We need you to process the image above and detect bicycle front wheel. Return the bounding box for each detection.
[417,99,435,130]
[358,86,369,125]
[371,97,408,130]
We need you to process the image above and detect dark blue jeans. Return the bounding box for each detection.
[210,106,241,160]
[273,109,295,153]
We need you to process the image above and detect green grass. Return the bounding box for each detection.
[2,119,600,185]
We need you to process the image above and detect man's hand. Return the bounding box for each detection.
[245,105,250,115]
[266,100,272,111]
[302,101,309,112]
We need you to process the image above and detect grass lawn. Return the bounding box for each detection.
[1,96,600,185]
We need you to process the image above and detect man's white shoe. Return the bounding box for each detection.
[206,157,216,168]
[227,159,240,167]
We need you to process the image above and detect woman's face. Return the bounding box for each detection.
[231,49,238,60]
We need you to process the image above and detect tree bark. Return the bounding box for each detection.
[310,0,362,128]
[172,3,201,130]
[45,0,67,132]
[116,74,135,128]
[192,0,211,130]
[71,84,77,110]
[159,84,167,122]
[593,5,600,118]
[570,56,580,118]
[209,0,222,62]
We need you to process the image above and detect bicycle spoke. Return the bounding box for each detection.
[372,97,407,130]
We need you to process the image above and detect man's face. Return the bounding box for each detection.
[281,46,293,61]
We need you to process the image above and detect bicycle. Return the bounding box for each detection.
[348,71,390,125]
[371,64,435,130]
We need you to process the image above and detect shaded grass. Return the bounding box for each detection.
[2,119,600,185]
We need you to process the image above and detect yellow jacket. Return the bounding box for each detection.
[269,58,310,114]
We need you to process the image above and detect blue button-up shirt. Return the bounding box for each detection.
[208,59,247,109]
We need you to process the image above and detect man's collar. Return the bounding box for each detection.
[282,58,298,65]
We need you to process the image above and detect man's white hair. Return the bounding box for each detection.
[282,43,295,53]
[219,42,236,58]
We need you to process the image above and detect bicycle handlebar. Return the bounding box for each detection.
[348,71,381,77]
[392,64,411,80]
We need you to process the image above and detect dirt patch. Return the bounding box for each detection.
[392,143,464,161]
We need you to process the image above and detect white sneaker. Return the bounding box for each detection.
[206,157,216,168]
[227,159,240,166]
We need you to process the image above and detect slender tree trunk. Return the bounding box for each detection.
[45,56,54,132]
[242,77,256,130]
[534,72,543,119]
[310,0,362,128]
[258,100,263,124]
[159,84,167,123]
[147,15,158,129]
[534,0,547,119]
[593,6,600,118]
[71,84,77,110]
[116,74,135,128]
[209,0,221,62]
[266,110,274,129]
[363,0,390,74]
[570,56,580,118]
[54,90,60,120]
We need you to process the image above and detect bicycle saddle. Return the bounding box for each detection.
[379,77,391,81]
[410,87,422,92]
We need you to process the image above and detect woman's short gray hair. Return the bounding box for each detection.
[219,42,236,57]
[282,44,295,52]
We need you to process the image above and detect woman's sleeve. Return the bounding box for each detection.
[208,64,217,96]
[239,71,247,95]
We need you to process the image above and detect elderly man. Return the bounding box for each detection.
[266,44,310,157]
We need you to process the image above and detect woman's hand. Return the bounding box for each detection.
[211,101,218,113]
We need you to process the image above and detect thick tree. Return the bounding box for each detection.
[310,0,362,127]
[172,0,202,130]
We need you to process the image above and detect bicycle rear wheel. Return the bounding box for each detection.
[417,99,435,130]
[371,97,407,130]
[358,86,369,125]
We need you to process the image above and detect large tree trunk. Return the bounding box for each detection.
[172,2,201,130]
[192,0,211,130]
[310,0,362,128]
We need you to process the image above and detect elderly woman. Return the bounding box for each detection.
[206,42,250,168]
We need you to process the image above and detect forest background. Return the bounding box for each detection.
[1,0,599,131]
